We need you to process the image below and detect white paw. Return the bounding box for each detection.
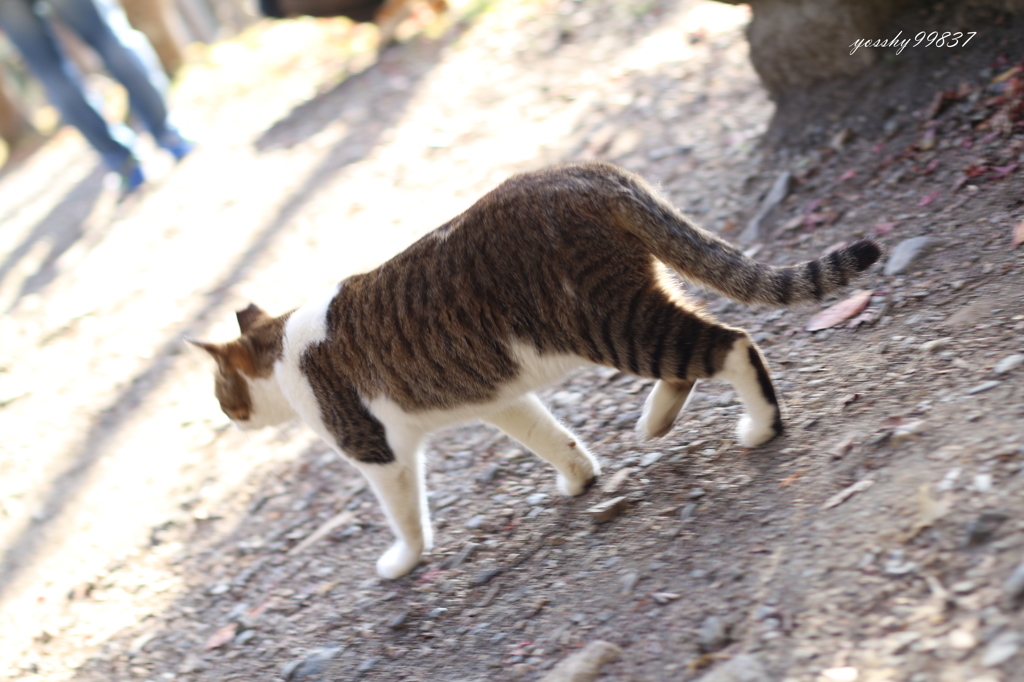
[376,541,422,580]
[556,454,601,496]
[635,412,657,441]
[737,414,780,448]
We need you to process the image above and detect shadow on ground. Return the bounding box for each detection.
[0,26,462,611]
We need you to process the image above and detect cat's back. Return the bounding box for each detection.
[303,162,646,411]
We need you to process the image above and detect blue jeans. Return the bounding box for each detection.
[0,0,185,173]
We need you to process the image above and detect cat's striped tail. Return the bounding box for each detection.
[608,171,882,307]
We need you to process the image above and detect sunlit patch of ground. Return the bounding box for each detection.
[0,1,766,678]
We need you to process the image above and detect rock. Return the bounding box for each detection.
[820,668,859,682]
[478,463,501,483]
[1003,559,1024,607]
[891,420,928,445]
[473,567,502,585]
[526,493,548,506]
[282,647,340,681]
[920,337,951,353]
[620,571,641,594]
[466,515,486,530]
[981,630,1021,667]
[178,654,205,674]
[586,496,628,523]
[742,171,792,243]
[448,541,479,568]
[357,657,379,673]
[698,615,730,653]
[601,467,632,494]
[967,381,1001,395]
[943,299,996,328]
[966,509,1007,548]
[640,451,665,467]
[883,552,918,577]
[387,610,410,630]
[994,354,1024,375]
[651,592,681,605]
[538,640,622,682]
[884,236,940,275]
[695,654,770,682]
[234,628,256,645]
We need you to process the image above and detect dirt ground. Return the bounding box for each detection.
[0,1,1022,681]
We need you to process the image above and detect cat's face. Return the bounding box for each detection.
[190,305,296,430]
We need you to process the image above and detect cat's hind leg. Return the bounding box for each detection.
[636,378,695,439]
[351,429,433,579]
[713,335,783,448]
[485,393,600,496]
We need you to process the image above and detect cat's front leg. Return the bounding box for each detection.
[354,449,433,580]
[486,393,600,495]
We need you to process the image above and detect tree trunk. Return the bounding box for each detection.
[0,64,37,150]
[121,0,188,77]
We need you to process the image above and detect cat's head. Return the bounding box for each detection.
[189,304,296,430]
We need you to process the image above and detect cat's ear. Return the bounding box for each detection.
[186,338,255,375]
[236,304,271,334]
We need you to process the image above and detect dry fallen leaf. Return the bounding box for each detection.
[805,290,873,332]
[779,468,808,488]
[203,622,239,650]
[1013,218,1024,248]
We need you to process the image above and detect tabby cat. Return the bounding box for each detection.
[192,161,880,579]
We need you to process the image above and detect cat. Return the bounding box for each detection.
[191,161,880,579]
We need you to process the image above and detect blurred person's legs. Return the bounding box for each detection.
[0,0,140,176]
[47,0,192,158]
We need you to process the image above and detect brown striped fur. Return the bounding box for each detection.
[297,161,878,413]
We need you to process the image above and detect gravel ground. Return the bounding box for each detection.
[1,1,1023,681]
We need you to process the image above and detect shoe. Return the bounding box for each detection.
[162,135,195,162]
[120,163,146,195]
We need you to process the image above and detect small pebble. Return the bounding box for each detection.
[526,493,548,506]
[1003,559,1024,606]
[695,654,770,682]
[233,629,256,646]
[601,467,632,494]
[891,420,928,444]
[967,381,1001,395]
[981,630,1021,667]
[357,656,379,673]
[466,515,486,530]
[698,615,730,653]
[478,464,501,483]
[640,452,664,467]
[920,338,951,353]
[282,647,340,681]
[994,354,1024,375]
[587,496,628,523]
[620,571,641,594]
[449,541,479,568]
[651,592,681,605]
[473,568,502,585]
[884,236,941,275]
[538,640,622,682]
[967,512,1009,546]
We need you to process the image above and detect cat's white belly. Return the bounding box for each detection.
[367,342,588,433]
